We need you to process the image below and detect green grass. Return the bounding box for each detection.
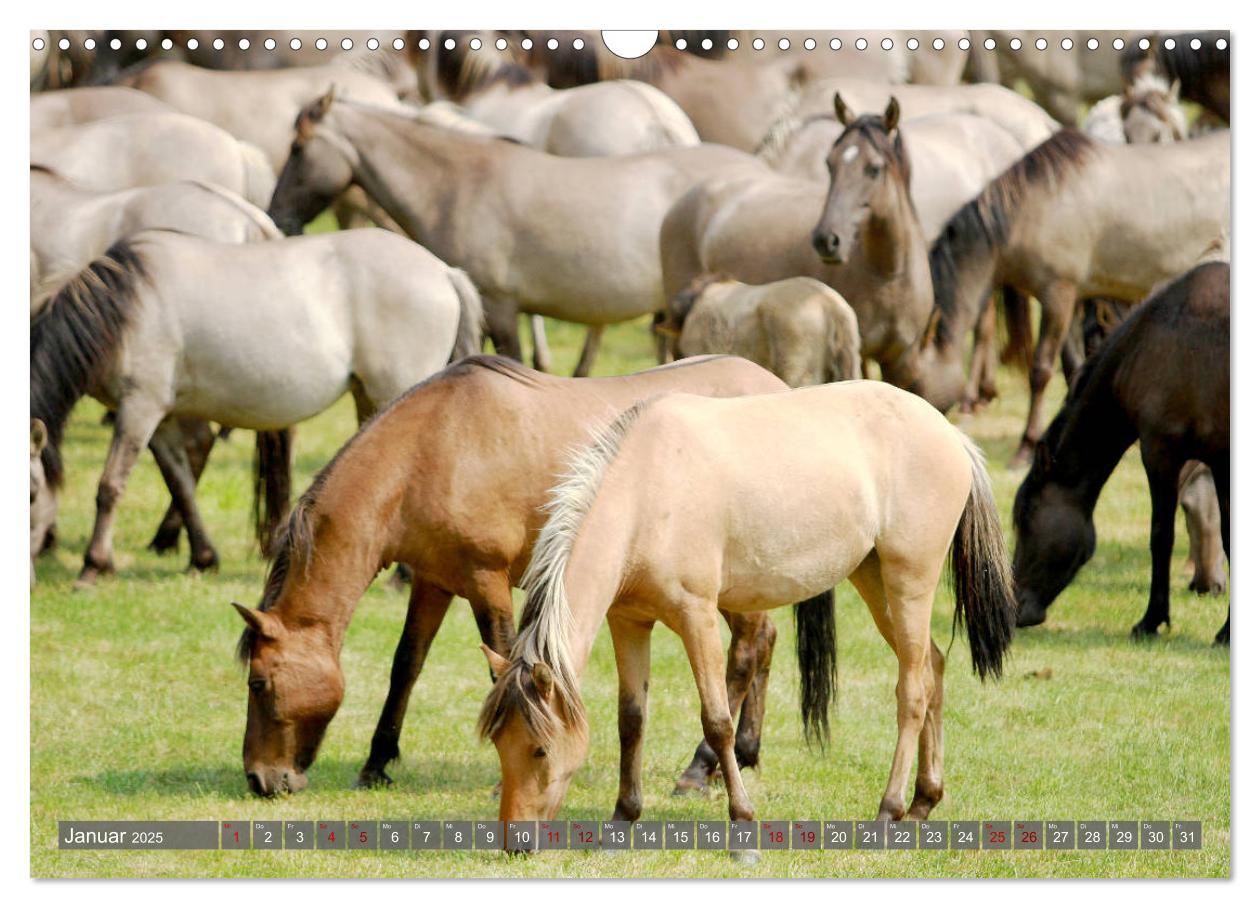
[30,317,1229,878]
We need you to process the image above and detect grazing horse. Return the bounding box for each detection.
[232,355,792,797]
[30,166,280,311]
[30,85,171,129]
[661,104,931,382]
[1012,263,1229,643]
[30,228,482,586]
[266,91,765,375]
[30,112,276,209]
[895,128,1229,464]
[662,275,862,387]
[479,382,1017,828]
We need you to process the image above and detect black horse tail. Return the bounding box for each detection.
[951,432,1018,680]
[252,428,294,557]
[795,588,837,748]
[1000,286,1034,368]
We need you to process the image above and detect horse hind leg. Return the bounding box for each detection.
[1011,282,1077,468]
[849,554,937,821]
[147,419,219,573]
[961,295,998,414]
[357,579,454,788]
[672,609,772,797]
[573,325,605,377]
[148,418,217,554]
[1208,457,1230,645]
[1132,447,1181,639]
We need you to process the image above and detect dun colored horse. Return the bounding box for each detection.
[1012,262,1229,643]
[266,92,765,375]
[479,381,1017,830]
[30,84,171,129]
[30,228,481,585]
[896,128,1229,464]
[232,355,792,797]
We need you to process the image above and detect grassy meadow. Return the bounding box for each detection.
[30,315,1230,879]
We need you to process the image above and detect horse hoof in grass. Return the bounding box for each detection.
[730,849,760,865]
[354,768,393,789]
[74,562,113,589]
[671,778,711,798]
[1129,621,1163,641]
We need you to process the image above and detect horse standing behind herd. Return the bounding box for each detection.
[29,32,1229,844]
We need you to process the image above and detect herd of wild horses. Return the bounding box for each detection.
[29,30,1229,838]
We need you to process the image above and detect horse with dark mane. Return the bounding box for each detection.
[233,355,795,798]
[1011,262,1229,643]
[894,127,1228,465]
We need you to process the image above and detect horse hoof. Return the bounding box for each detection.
[1130,622,1162,641]
[190,550,220,573]
[672,780,711,799]
[74,562,113,589]
[730,848,760,865]
[354,769,393,789]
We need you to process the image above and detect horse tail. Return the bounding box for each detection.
[950,431,1018,681]
[30,237,146,491]
[999,286,1034,367]
[794,589,837,748]
[824,298,863,382]
[237,141,278,210]
[252,428,294,557]
[447,268,485,361]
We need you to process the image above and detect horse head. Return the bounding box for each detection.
[234,601,344,797]
[1010,438,1098,627]
[268,87,356,236]
[812,94,906,265]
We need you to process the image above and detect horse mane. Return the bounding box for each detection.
[928,128,1097,348]
[755,111,834,163]
[477,398,653,746]
[1123,32,1230,89]
[435,33,536,100]
[30,237,146,491]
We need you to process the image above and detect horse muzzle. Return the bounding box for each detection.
[245,766,308,798]
[811,229,847,265]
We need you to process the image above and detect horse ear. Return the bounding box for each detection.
[232,602,284,641]
[1168,78,1181,103]
[318,84,337,116]
[480,643,510,679]
[884,96,900,133]
[531,662,554,699]
[30,419,47,458]
[833,91,853,126]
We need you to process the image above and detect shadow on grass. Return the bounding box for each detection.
[1013,622,1230,655]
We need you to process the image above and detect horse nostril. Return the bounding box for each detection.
[812,231,840,258]
[246,771,266,796]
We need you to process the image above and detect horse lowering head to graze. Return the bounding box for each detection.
[1120,78,1188,144]
[811,94,908,265]
[30,420,56,584]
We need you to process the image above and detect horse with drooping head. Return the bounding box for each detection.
[479,381,1017,830]
[234,355,795,798]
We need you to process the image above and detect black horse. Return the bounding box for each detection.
[1012,262,1229,644]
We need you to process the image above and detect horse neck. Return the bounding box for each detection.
[270,460,409,656]
[862,172,926,277]
[335,105,474,240]
[1043,370,1138,511]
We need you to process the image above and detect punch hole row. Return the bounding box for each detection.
[29,34,1231,54]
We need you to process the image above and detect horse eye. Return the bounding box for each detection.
[248,678,266,695]
[533,747,546,759]
[865,163,882,178]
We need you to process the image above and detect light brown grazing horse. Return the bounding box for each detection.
[233,355,794,797]
[479,381,1017,832]
[898,128,1229,464]
[266,92,765,375]
[661,101,931,381]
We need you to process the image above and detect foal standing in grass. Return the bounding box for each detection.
[479,382,1017,828]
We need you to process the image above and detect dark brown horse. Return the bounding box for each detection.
[233,355,797,797]
[1011,262,1229,643]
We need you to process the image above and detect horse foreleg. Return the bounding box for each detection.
[148,418,216,554]
[529,315,553,373]
[1011,282,1076,468]
[672,610,771,796]
[77,396,167,587]
[1132,448,1180,639]
[147,419,218,573]
[1208,457,1230,645]
[609,612,654,822]
[357,579,454,788]
[674,606,755,823]
[573,325,605,378]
